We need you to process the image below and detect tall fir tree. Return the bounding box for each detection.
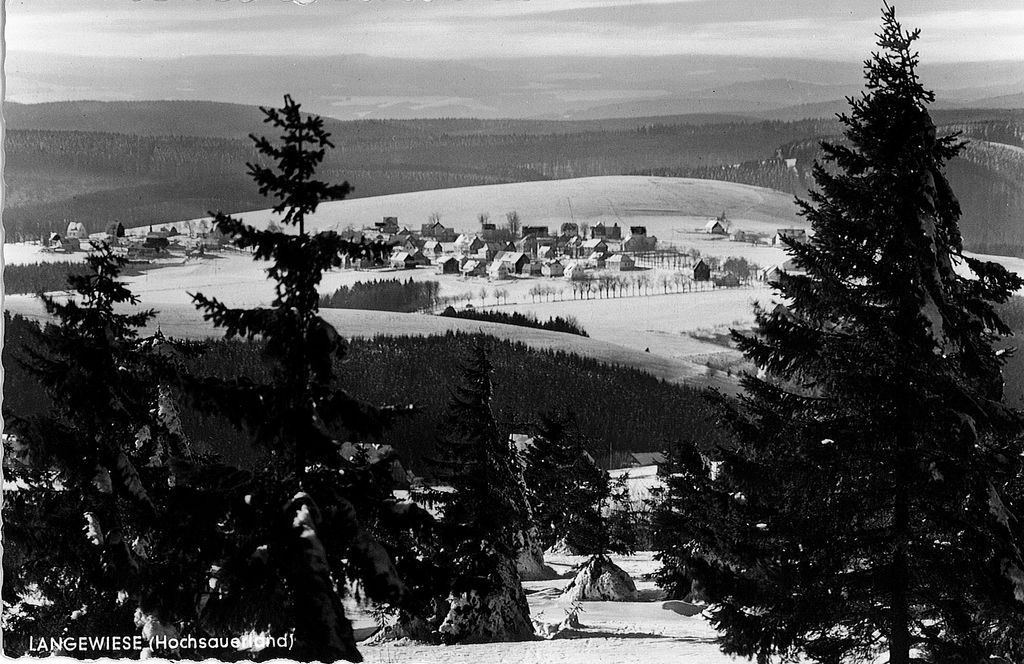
[657,6,1024,664]
[400,341,534,643]
[186,95,414,662]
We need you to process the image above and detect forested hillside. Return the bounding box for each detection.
[6,102,1023,254]
[2,317,723,472]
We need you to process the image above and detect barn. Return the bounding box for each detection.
[704,218,728,235]
[692,259,711,281]
[390,252,417,269]
[436,256,461,274]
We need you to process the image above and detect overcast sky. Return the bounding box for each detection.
[8,0,1023,62]
[6,1,1023,119]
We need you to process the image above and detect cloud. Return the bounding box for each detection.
[7,0,1023,62]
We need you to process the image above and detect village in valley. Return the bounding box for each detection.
[40,206,809,290]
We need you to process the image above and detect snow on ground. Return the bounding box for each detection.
[8,175,1023,393]
[151,176,802,239]
[482,286,774,363]
[355,552,740,664]
[3,242,90,266]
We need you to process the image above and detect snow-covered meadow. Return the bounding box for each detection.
[7,176,1023,391]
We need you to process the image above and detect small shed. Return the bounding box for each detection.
[692,259,711,282]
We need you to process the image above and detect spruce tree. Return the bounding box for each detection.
[403,342,534,643]
[657,6,1024,664]
[2,246,197,657]
[523,413,608,554]
[187,95,412,662]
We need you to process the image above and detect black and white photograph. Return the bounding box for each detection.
[3,1,1024,662]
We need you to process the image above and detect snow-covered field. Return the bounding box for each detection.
[7,176,1023,391]
[4,242,91,266]
[147,176,803,240]
[355,552,739,664]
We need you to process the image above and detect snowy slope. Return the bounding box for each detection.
[356,552,741,664]
[148,176,804,239]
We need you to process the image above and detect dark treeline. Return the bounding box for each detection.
[320,278,441,312]
[440,306,589,337]
[638,159,808,197]
[5,262,95,295]
[2,317,723,473]
[4,261,151,295]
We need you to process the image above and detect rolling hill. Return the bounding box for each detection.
[4,100,1022,254]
